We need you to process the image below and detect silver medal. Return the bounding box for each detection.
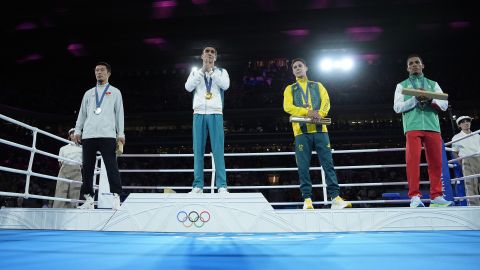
[94,107,102,115]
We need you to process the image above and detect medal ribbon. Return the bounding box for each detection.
[204,75,213,94]
[297,82,310,108]
[95,84,110,109]
[409,76,425,89]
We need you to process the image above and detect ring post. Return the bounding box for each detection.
[98,157,113,208]
[210,152,215,194]
[452,158,467,206]
[441,141,454,202]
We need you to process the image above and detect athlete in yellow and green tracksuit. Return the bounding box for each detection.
[283,59,343,205]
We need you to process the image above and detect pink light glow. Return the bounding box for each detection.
[284,29,310,37]
[15,22,37,30]
[144,37,166,46]
[153,0,177,8]
[67,43,87,57]
[16,53,42,64]
[449,21,471,29]
[153,0,177,19]
[346,26,383,42]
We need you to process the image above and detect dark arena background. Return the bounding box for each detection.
[0,1,479,270]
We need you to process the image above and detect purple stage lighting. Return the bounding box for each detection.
[346,26,383,42]
[67,43,87,57]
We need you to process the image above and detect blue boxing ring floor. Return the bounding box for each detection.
[0,230,479,270]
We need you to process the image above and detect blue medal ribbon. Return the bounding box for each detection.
[204,75,213,94]
[95,83,110,109]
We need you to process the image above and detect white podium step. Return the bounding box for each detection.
[1,193,479,232]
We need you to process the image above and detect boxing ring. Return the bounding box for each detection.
[1,113,480,269]
[1,113,480,232]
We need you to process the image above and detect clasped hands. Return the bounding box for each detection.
[201,59,214,74]
[307,110,323,124]
[415,88,433,104]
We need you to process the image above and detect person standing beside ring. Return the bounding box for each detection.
[74,62,125,210]
[452,116,480,205]
[52,128,82,208]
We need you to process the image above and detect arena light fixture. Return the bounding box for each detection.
[319,56,355,72]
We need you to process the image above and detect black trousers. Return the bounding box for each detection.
[81,138,122,197]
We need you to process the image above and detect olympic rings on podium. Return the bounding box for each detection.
[177,210,211,228]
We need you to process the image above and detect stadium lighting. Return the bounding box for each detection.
[319,56,355,72]
[340,57,354,71]
[320,58,333,72]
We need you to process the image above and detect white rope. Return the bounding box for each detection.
[119,163,427,173]
[119,147,409,159]
[0,137,81,165]
[120,169,197,173]
[121,181,429,190]
[453,195,480,200]
[0,165,83,184]
[448,151,480,163]
[444,129,480,146]
[0,191,81,202]
[0,113,71,145]
[451,173,480,182]
[122,186,193,190]
[120,153,196,157]
[0,113,470,207]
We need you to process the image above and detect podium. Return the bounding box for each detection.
[1,193,480,232]
[104,193,295,232]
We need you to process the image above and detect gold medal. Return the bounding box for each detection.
[205,92,213,100]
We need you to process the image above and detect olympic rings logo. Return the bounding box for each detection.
[177,210,211,228]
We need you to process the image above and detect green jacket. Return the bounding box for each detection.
[393,75,448,134]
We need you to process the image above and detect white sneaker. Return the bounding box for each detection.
[410,195,425,208]
[331,196,352,209]
[112,193,121,210]
[430,196,453,207]
[77,194,94,209]
[218,187,229,194]
[189,187,203,194]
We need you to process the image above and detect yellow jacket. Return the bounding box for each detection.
[283,77,330,136]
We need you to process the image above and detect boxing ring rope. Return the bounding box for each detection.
[119,151,432,206]
[114,128,480,206]
[444,130,480,203]
[1,112,479,207]
[0,113,99,204]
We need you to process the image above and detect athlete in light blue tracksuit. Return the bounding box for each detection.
[185,47,230,193]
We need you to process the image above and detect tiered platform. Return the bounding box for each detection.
[1,193,479,232]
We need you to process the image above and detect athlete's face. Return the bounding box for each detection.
[407,57,424,75]
[95,65,111,84]
[201,47,217,64]
[292,61,308,78]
